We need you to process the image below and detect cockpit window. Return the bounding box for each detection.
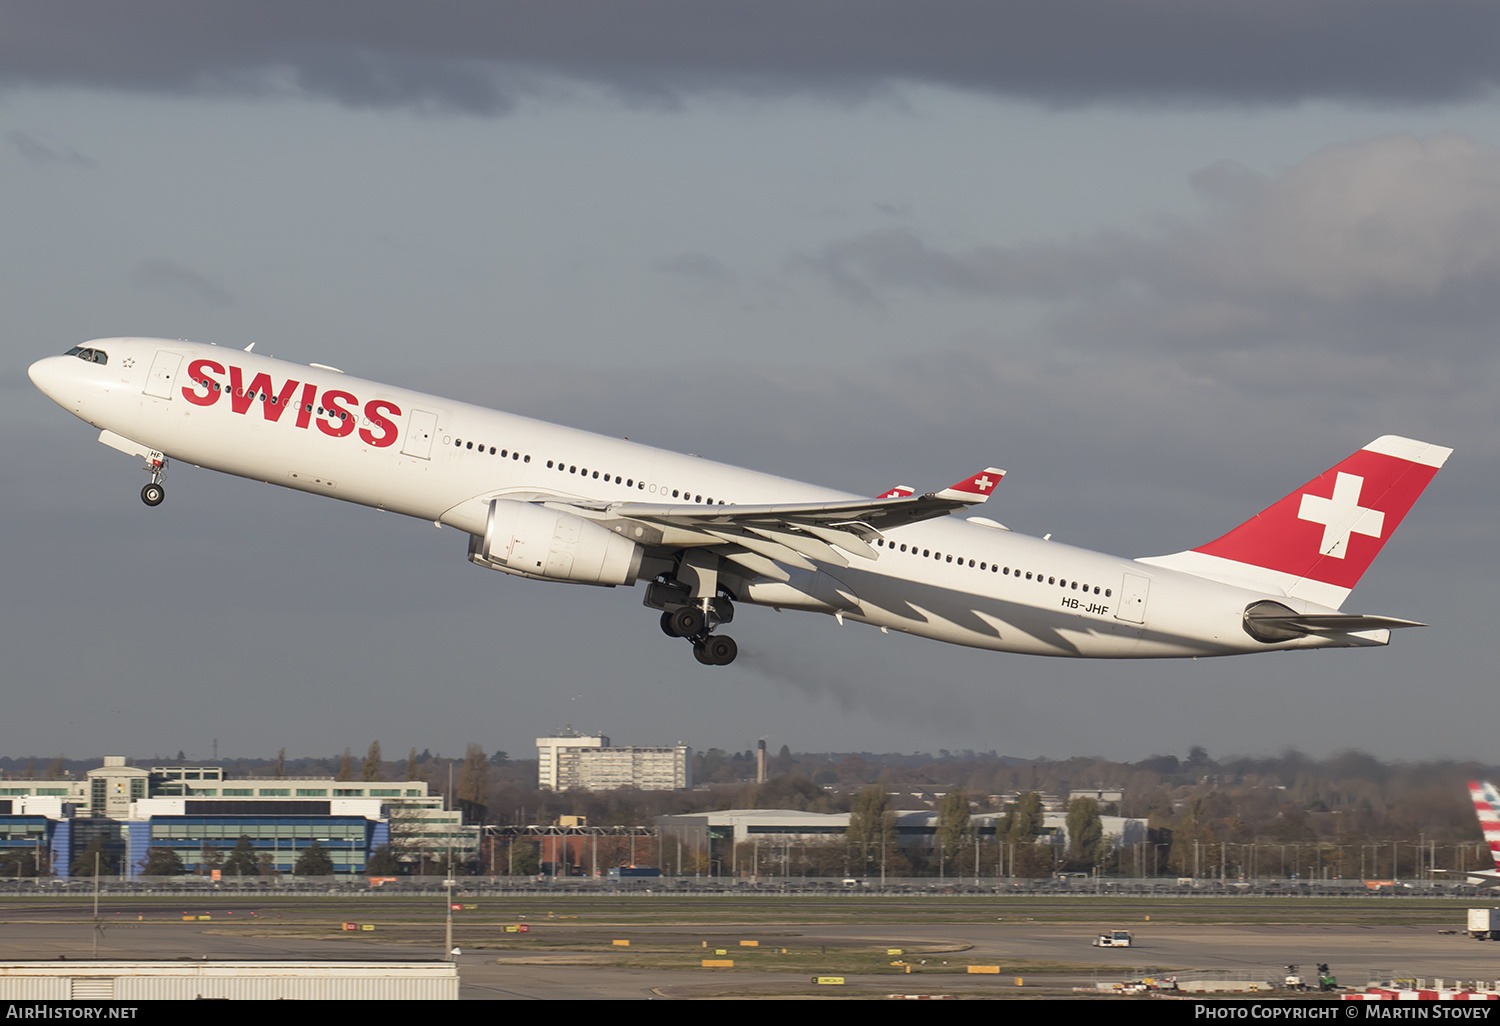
[64,346,108,365]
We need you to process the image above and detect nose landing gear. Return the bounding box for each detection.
[140,454,168,507]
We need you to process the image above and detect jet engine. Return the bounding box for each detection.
[468,499,644,587]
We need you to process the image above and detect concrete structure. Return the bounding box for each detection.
[537,731,691,791]
[657,808,1146,848]
[0,757,479,877]
[536,731,607,790]
[572,746,691,790]
[656,807,1149,875]
[385,805,475,868]
[0,757,431,808]
[127,797,389,876]
[0,961,457,1000]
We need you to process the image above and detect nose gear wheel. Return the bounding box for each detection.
[140,454,169,507]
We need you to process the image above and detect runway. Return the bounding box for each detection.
[0,895,1491,999]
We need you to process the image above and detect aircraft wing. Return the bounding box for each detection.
[595,467,1005,581]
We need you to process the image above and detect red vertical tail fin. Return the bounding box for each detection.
[1141,436,1450,608]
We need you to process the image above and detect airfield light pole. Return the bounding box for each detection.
[91,851,101,958]
[443,848,455,961]
[881,822,888,889]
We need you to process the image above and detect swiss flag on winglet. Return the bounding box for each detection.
[876,485,915,499]
[934,467,1005,503]
[1193,436,1450,590]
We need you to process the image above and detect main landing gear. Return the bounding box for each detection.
[647,560,741,666]
[659,606,739,666]
[140,453,168,507]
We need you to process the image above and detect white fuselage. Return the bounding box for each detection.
[29,337,1366,659]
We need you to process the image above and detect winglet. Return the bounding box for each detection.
[875,485,915,499]
[933,467,1005,504]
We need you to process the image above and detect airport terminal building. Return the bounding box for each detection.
[0,757,477,877]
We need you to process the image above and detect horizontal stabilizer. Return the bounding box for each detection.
[1243,610,1426,636]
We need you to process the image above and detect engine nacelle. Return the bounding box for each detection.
[468,499,644,587]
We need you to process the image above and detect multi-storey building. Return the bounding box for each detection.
[536,732,691,791]
[0,757,478,877]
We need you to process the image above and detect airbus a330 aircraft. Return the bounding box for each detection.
[30,338,1451,667]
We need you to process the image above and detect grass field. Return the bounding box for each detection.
[0,892,1478,926]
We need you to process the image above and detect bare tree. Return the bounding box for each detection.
[362,741,384,782]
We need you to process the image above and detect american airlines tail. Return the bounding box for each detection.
[1472,781,1500,875]
[1431,782,1500,888]
[1140,435,1453,612]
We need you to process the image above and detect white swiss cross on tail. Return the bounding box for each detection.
[1297,472,1385,559]
[1141,435,1452,610]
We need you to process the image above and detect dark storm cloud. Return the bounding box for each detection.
[801,134,1500,359]
[3,2,1498,112]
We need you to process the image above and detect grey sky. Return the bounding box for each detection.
[0,7,1492,767]
[5,2,1499,109]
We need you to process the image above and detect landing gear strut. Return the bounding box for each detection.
[140,453,168,507]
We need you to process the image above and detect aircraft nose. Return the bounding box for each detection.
[28,356,63,400]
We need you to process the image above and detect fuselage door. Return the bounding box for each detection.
[1116,572,1150,624]
[143,351,183,400]
[401,409,439,460]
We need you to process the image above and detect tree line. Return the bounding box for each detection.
[5,744,1494,878]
